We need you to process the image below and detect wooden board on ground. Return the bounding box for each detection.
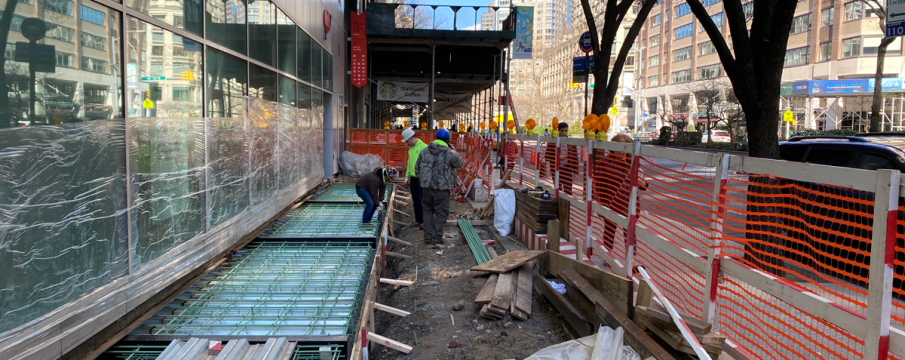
[475,274,499,304]
[487,246,498,259]
[544,251,632,315]
[636,305,712,335]
[547,219,561,253]
[510,270,528,320]
[558,268,675,360]
[637,313,722,358]
[533,272,592,337]
[471,250,546,273]
[514,260,535,315]
[491,272,513,309]
[368,332,413,354]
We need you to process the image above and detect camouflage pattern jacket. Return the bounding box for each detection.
[415,140,465,191]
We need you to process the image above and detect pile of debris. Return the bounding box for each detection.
[472,250,545,320]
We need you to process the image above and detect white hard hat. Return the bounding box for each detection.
[401,128,415,142]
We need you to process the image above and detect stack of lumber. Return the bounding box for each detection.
[514,189,558,233]
[634,304,725,359]
[472,250,545,320]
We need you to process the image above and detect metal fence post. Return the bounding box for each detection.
[519,134,525,185]
[703,153,730,324]
[864,168,901,360]
[585,140,594,261]
[534,135,541,184]
[554,137,561,197]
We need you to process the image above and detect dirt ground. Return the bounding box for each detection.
[371,195,572,360]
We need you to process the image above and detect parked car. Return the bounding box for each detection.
[766,135,905,287]
[703,130,731,143]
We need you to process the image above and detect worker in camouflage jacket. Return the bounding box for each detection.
[415,128,465,245]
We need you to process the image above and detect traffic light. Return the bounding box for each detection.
[145,90,151,99]
[180,70,194,81]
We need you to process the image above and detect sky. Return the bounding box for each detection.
[407,0,502,30]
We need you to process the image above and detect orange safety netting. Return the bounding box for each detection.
[558,143,590,199]
[715,273,863,360]
[537,139,557,189]
[890,207,905,328]
[636,156,715,256]
[716,173,873,314]
[635,240,706,317]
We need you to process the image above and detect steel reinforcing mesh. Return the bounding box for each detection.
[136,240,372,337]
[260,203,379,238]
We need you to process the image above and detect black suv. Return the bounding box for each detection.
[780,134,905,171]
[768,135,905,287]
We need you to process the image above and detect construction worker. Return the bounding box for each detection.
[415,128,464,245]
[355,166,398,224]
[401,128,428,224]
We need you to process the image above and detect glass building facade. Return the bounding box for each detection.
[0,0,337,335]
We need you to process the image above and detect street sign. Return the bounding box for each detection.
[578,31,593,53]
[888,0,905,37]
[143,99,154,109]
[20,18,45,41]
[140,76,166,81]
[572,56,595,70]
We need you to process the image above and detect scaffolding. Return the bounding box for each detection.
[782,93,905,132]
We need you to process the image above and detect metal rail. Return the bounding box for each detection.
[459,219,491,264]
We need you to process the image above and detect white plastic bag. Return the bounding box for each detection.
[494,189,516,236]
[340,151,384,178]
[525,326,640,360]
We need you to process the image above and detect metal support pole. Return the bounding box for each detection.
[28,40,36,125]
[430,45,436,126]
[584,53,589,116]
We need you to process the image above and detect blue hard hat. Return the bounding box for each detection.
[436,128,451,140]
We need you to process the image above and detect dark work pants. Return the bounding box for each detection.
[422,188,450,244]
[409,177,424,224]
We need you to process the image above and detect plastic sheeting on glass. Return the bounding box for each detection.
[0,97,324,335]
[0,121,129,334]
[128,117,206,267]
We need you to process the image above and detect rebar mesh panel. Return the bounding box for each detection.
[260,203,379,238]
[136,241,372,337]
[101,344,168,360]
[308,184,390,203]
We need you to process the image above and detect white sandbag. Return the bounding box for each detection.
[493,189,516,236]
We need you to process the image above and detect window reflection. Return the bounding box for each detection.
[0,0,122,127]
[127,0,202,36]
[312,42,322,88]
[278,75,294,106]
[127,17,202,118]
[248,0,275,66]
[249,63,275,101]
[297,28,311,83]
[206,0,246,54]
[206,47,247,118]
[276,9,294,75]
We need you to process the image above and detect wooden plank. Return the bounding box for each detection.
[373,302,410,317]
[510,270,527,320]
[486,246,499,259]
[559,268,675,360]
[386,236,412,247]
[380,278,413,287]
[636,306,712,335]
[545,251,632,315]
[634,227,708,275]
[547,219,560,253]
[367,332,413,354]
[533,273,592,337]
[385,251,411,259]
[474,274,499,304]
[470,250,546,273]
[515,261,534,315]
[726,153,877,192]
[636,279,653,308]
[491,272,513,309]
[638,313,723,357]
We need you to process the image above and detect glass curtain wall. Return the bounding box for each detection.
[0,0,334,335]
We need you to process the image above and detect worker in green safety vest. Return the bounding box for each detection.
[402,128,428,225]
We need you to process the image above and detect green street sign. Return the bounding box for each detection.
[140,76,165,81]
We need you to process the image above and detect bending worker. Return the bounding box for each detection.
[415,129,464,245]
[355,166,398,224]
[401,128,428,225]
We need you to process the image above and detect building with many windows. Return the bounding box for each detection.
[634,0,905,133]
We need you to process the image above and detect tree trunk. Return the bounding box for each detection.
[0,0,21,128]
[707,120,712,143]
[870,37,896,132]
[748,95,781,159]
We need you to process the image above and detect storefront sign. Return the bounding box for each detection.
[350,11,367,88]
[513,7,534,59]
[434,93,472,119]
[376,81,429,102]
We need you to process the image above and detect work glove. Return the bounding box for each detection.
[378,203,385,213]
[405,179,410,187]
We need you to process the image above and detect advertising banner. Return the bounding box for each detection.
[513,7,534,59]
[434,93,472,119]
[376,81,429,102]
[350,11,367,88]
[809,79,869,95]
